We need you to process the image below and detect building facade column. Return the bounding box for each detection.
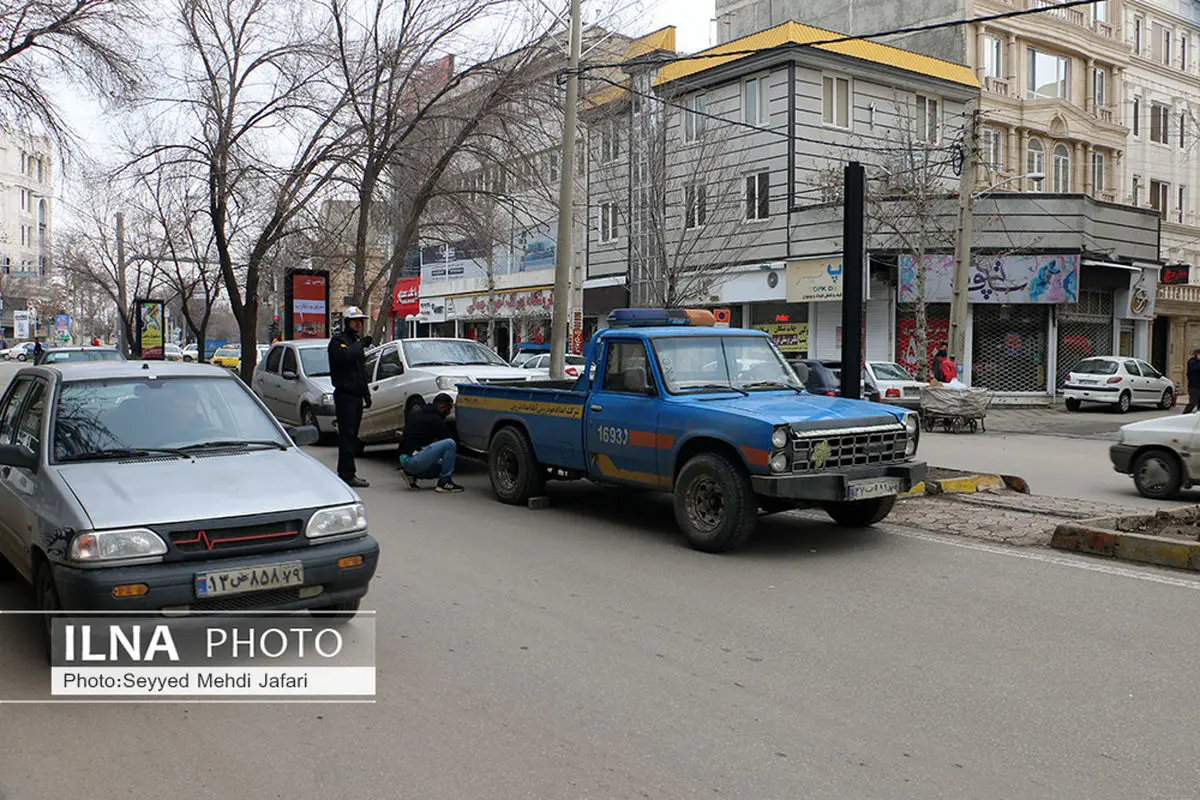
[1114,149,1124,201]
[1017,128,1029,189]
[976,26,988,79]
[1006,126,1019,175]
[1073,142,1085,192]
[1007,34,1018,90]
[1113,66,1124,125]
[1085,58,1095,114]
[1083,143,1094,195]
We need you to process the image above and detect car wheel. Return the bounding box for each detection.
[313,598,360,623]
[824,495,896,527]
[1116,391,1132,413]
[1132,449,1183,500]
[673,453,757,553]
[183,356,194,362]
[488,426,544,505]
[34,561,62,662]
[1065,398,1081,412]
[1160,388,1175,411]
[16,354,26,362]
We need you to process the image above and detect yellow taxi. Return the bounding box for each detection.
[211,345,241,369]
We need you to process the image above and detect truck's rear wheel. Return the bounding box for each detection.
[824,495,896,527]
[673,454,757,553]
[489,426,544,504]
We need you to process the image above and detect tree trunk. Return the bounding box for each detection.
[352,168,380,307]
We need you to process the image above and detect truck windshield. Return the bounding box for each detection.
[653,336,802,394]
[402,339,508,367]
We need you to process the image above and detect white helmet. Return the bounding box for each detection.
[343,306,368,320]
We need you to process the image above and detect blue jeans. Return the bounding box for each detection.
[402,439,456,480]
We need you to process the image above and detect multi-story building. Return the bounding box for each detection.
[0,130,53,337]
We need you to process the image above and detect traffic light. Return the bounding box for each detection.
[269,314,281,342]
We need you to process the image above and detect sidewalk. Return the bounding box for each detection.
[979,404,1175,441]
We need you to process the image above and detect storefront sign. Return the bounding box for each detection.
[1116,268,1157,320]
[1160,265,1191,285]
[419,298,446,323]
[285,270,329,339]
[452,288,553,320]
[786,259,843,302]
[752,322,808,354]
[896,317,949,378]
[392,277,420,317]
[134,299,164,360]
[898,254,1080,304]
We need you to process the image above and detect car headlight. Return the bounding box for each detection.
[322,393,334,405]
[769,452,789,473]
[436,375,470,390]
[771,426,790,450]
[70,528,168,562]
[903,413,919,456]
[306,503,368,539]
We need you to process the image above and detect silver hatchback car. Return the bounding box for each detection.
[252,339,336,437]
[0,361,379,649]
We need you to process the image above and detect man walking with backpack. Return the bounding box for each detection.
[397,393,464,493]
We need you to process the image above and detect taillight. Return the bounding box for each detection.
[566,367,578,377]
[1107,376,1123,384]
[886,388,900,398]
[826,391,836,396]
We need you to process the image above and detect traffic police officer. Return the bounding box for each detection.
[328,307,373,487]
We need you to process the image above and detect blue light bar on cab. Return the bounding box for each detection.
[606,308,716,327]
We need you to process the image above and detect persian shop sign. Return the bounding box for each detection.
[898,254,1080,304]
[786,259,843,302]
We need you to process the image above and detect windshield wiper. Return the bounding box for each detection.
[411,361,457,367]
[741,380,804,394]
[677,384,750,396]
[178,440,288,452]
[463,360,501,365]
[60,447,190,463]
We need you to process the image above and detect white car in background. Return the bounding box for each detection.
[181,343,199,362]
[864,361,926,409]
[1062,356,1174,413]
[1111,415,1200,499]
[518,353,587,379]
[356,338,532,444]
[1,342,36,361]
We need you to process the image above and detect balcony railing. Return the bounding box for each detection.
[1094,106,1114,123]
[1026,0,1110,36]
[984,76,1010,96]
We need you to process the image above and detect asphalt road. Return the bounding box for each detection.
[1,361,1199,798]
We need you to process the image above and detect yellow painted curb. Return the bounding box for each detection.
[900,482,926,497]
[937,477,981,494]
[973,474,1006,490]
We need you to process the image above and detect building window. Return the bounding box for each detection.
[599,202,620,242]
[1150,179,1169,217]
[599,119,620,163]
[684,183,707,229]
[1183,34,1190,71]
[19,152,25,176]
[1132,97,1141,136]
[1134,17,1144,55]
[1027,139,1045,190]
[981,127,1004,171]
[1027,49,1069,100]
[1150,102,1170,144]
[1153,23,1172,66]
[1092,68,1106,107]
[743,75,769,124]
[1179,185,1187,223]
[1092,151,1105,192]
[1052,144,1071,192]
[1091,1,1108,23]
[546,151,559,182]
[684,93,706,142]
[822,75,850,128]
[915,95,940,144]
[983,35,1002,78]
[745,171,770,220]
[1132,174,1142,205]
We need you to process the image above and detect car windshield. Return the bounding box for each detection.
[41,350,125,364]
[216,347,238,357]
[402,339,507,367]
[299,347,330,377]
[871,362,914,381]
[52,376,287,462]
[653,335,801,393]
[1074,358,1118,375]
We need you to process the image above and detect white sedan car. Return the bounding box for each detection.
[518,353,587,379]
[1111,415,1200,499]
[1062,356,1174,413]
[865,361,926,409]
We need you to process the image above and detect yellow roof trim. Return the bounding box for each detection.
[625,26,676,61]
[653,21,980,89]
[581,79,630,111]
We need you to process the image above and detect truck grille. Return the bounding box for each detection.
[792,425,908,473]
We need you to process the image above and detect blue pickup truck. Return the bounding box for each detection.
[456,308,926,552]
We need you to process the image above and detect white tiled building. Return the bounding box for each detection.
[0,130,52,277]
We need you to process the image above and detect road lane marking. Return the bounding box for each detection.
[882,525,1200,590]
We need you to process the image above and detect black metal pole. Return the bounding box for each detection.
[841,162,866,400]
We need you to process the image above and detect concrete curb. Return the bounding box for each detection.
[1051,510,1200,571]
[901,473,1029,497]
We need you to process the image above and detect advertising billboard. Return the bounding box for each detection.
[13,311,29,340]
[285,270,330,340]
[135,299,165,360]
[392,277,420,318]
[54,314,70,342]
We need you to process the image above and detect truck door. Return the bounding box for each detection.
[584,339,664,487]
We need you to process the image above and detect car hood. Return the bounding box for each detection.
[677,392,907,428]
[1121,415,1199,439]
[309,376,333,392]
[418,364,533,381]
[55,449,356,530]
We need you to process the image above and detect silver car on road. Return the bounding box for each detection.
[0,361,379,652]
[252,339,337,437]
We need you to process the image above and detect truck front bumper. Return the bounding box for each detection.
[751,462,926,503]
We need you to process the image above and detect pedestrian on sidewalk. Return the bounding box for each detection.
[1185,348,1200,413]
[328,307,373,488]
[397,393,464,493]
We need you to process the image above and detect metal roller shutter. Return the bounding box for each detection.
[1055,288,1114,388]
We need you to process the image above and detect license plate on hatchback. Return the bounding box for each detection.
[1078,379,1098,385]
[195,561,304,599]
[846,477,903,501]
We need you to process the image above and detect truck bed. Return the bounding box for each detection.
[455,382,589,471]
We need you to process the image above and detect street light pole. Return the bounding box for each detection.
[948,102,977,367]
[549,0,581,381]
[115,212,129,357]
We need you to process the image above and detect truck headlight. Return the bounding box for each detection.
[70,528,167,562]
[771,426,789,450]
[903,413,919,456]
[306,503,368,539]
[436,375,470,390]
[769,452,789,473]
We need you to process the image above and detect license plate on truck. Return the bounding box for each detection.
[195,562,304,599]
[846,478,903,501]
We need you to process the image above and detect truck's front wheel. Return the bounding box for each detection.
[489,426,544,504]
[824,495,896,527]
[673,454,757,553]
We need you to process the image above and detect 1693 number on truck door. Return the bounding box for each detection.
[597,425,629,445]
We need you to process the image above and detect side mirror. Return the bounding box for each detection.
[0,443,37,471]
[287,426,320,447]
[281,370,298,380]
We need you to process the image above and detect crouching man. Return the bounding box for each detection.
[397,393,464,493]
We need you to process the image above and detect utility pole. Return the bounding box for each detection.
[549,0,582,381]
[949,101,978,367]
[841,162,866,400]
[115,212,129,356]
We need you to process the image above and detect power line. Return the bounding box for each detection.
[570,0,1101,76]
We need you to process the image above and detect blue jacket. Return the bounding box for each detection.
[1188,356,1200,389]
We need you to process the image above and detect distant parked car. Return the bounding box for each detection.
[181,343,199,362]
[519,353,587,379]
[790,359,882,404]
[252,339,337,438]
[2,342,36,362]
[1062,356,1174,413]
[164,343,183,362]
[865,361,926,409]
[510,342,550,367]
[211,345,241,369]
